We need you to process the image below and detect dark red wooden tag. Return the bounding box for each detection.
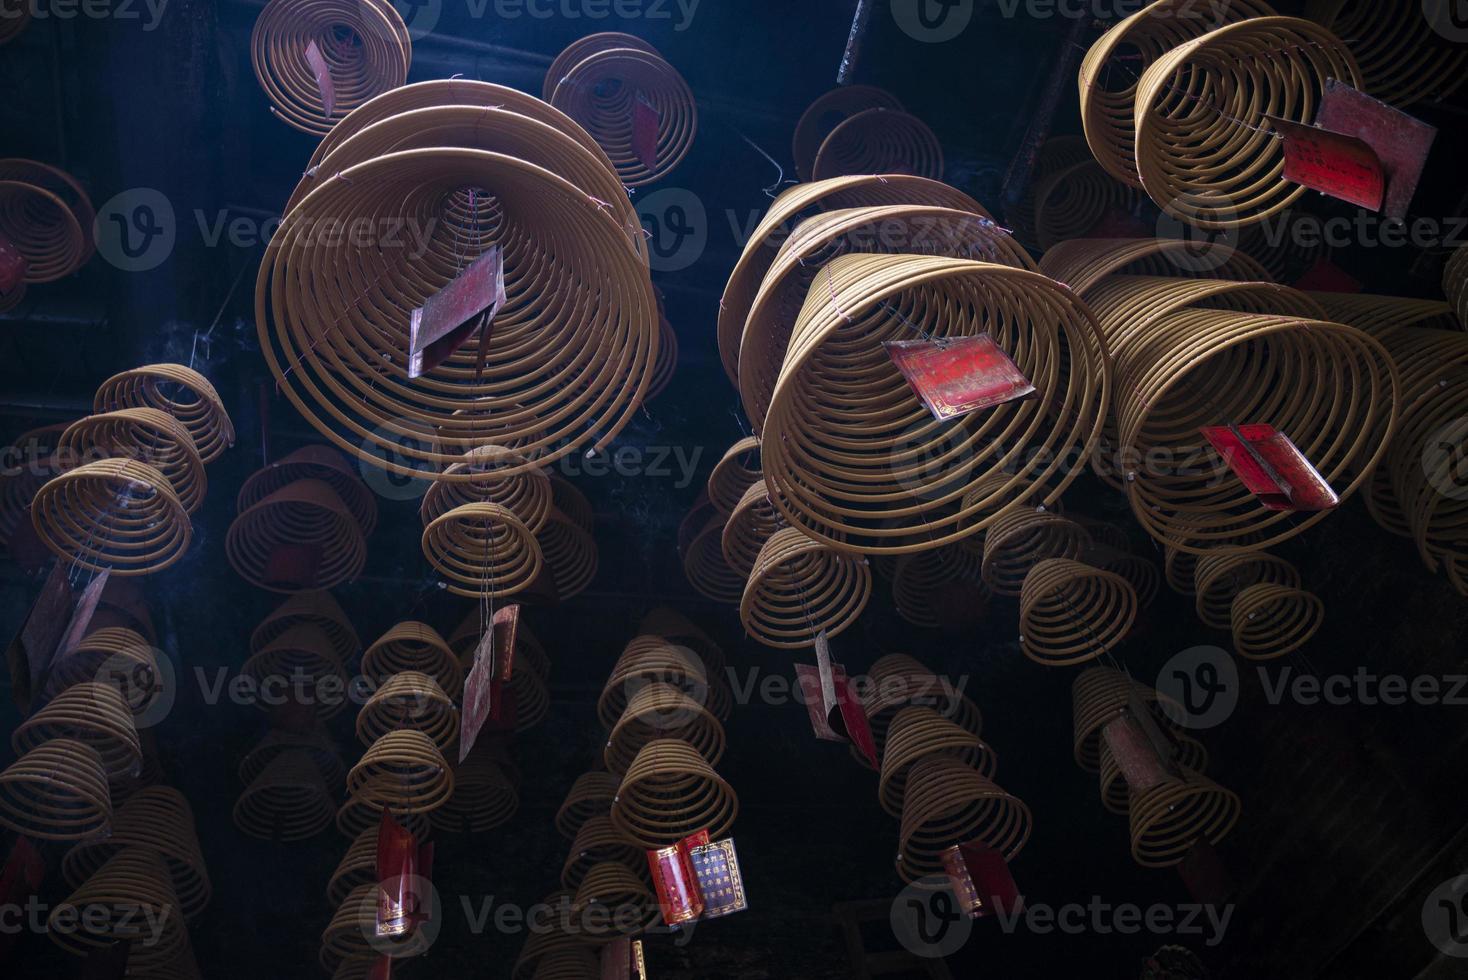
[1316,79,1436,220]
[459,604,520,762]
[408,245,506,379]
[943,841,1022,919]
[375,810,420,938]
[6,561,76,713]
[633,93,661,171]
[885,335,1036,421]
[0,232,27,294]
[1268,115,1384,212]
[1201,424,1339,512]
[1292,255,1361,294]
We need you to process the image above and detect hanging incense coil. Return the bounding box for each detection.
[357,671,459,751]
[982,510,1092,597]
[861,653,983,768]
[13,681,141,783]
[1006,135,1092,247]
[252,590,360,665]
[1308,292,1460,341]
[233,748,336,840]
[1072,666,1172,772]
[1020,559,1139,668]
[638,607,724,673]
[897,757,1031,885]
[681,509,745,603]
[30,458,191,576]
[721,479,783,579]
[793,85,906,181]
[58,408,207,515]
[0,160,95,262]
[422,445,552,531]
[0,179,86,282]
[878,706,997,819]
[1305,0,1468,107]
[812,108,943,183]
[320,882,432,971]
[1039,238,1273,300]
[238,445,377,536]
[536,508,598,601]
[562,814,644,891]
[250,0,410,135]
[605,681,725,775]
[547,37,696,186]
[570,860,660,943]
[1237,210,1333,285]
[1231,583,1325,660]
[91,577,156,641]
[891,545,990,629]
[609,738,737,848]
[362,621,463,701]
[433,749,519,834]
[242,623,351,719]
[227,478,366,591]
[1446,247,1468,329]
[598,635,711,730]
[239,725,345,791]
[62,786,211,921]
[94,364,234,463]
[1099,730,1210,815]
[347,729,454,814]
[0,738,110,840]
[49,848,186,967]
[706,436,761,515]
[1193,549,1301,629]
[45,626,162,716]
[326,826,379,907]
[740,526,872,649]
[334,792,431,840]
[1128,768,1242,868]
[1087,547,1161,610]
[0,0,31,46]
[422,501,544,599]
[556,770,621,840]
[761,253,1108,554]
[1031,159,1146,250]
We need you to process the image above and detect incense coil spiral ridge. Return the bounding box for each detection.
[363,622,464,699]
[0,738,111,840]
[94,364,235,463]
[49,848,186,967]
[897,756,1031,884]
[721,478,783,579]
[1020,559,1139,667]
[609,738,738,848]
[1030,159,1146,250]
[1132,17,1362,230]
[1128,768,1242,868]
[326,826,379,907]
[570,861,660,943]
[761,253,1109,554]
[0,162,95,269]
[227,478,366,592]
[252,590,360,666]
[1072,667,1168,771]
[30,458,191,576]
[597,635,711,730]
[320,883,431,971]
[1230,584,1324,660]
[347,729,454,815]
[982,510,1093,597]
[681,509,745,604]
[433,749,520,834]
[233,748,336,840]
[250,0,411,135]
[238,445,377,536]
[1087,548,1161,610]
[1039,237,1274,300]
[514,908,595,980]
[878,706,997,819]
[1305,0,1468,108]
[45,626,162,716]
[555,771,620,840]
[547,36,696,187]
[334,795,431,841]
[561,814,644,891]
[422,502,544,599]
[59,409,207,515]
[1099,731,1210,815]
[1446,247,1468,329]
[1006,135,1092,247]
[1193,549,1301,629]
[62,786,211,921]
[861,654,983,767]
[13,681,142,783]
[0,179,86,283]
[812,108,944,183]
[422,445,552,531]
[605,681,725,775]
[740,526,872,649]
[891,545,989,629]
[793,86,906,181]
[706,436,761,515]
[535,508,598,601]
[357,671,459,752]
[239,725,345,792]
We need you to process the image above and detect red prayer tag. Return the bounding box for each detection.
[368,958,392,980]
[1317,80,1436,220]
[794,663,844,742]
[647,836,706,926]
[263,542,323,591]
[1268,115,1384,212]
[633,93,660,171]
[376,811,432,939]
[885,335,1036,421]
[0,232,27,294]
[834,671,878,769]
[1201,424,1339,512]
[408,245,506,379]
[304,40,336,117]
[942,841,1022,919]
[1177,840,1233,908]
[1102,714,1174,795]
[459,605,520,762]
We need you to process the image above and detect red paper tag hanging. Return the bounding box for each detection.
[6,561,78,713]
[0,232,27,294]
[834,672,878,769]
[885,335,1036,421]
[647,832,707,926]
[1201,424,1339,512]
[459,604,520,762]
[368,957,392,980]
[263,542,324,592]
[1316,80,1436,220]
[600,937,648,980]
[1176,840,1234,908]
[1292,255,1361,294]
[408,244,506,379]
[0,837,46,963]
[376,811,433,938]
[942,841,1022,919]
[633,92,661,171]
[1267,115,1384,212]
[53,569,109,665]
[304,40,336,118]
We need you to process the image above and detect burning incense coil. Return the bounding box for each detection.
[320,882,432,971]
[49,848,186,967]
[1087,547,1161,609]
[1072,667,1171,771]
[45,626,162,716]
[347,730,454,814]
[1128,767,1242,868]
[706,436,762,514]
[233,748,336,840]
[982,510,1092,597]
[1038,238,1272,299]
[30,458,191,575]
[421,446,552,531]
[571,861,660,942]
[1446,247,1468,329]
[535,508,598,601]
[422,502,544,599]
[721,479,783,579]
[94,364,234,463]
[762,253,1108,554]
[555,771,620,840]
[1020,559,1139,667]
[363,621,464,699]
[1030,159,1146,250]
[0,738,111,840]
[605,681,725,775]
[1133,17,1361,230]
[598,635,712,729]
[897,757,1031,884]
[239,725,345,792]
[891,545,989,629]
[793,85,906,181]
[1231,583,1325,660]
[227,478,366,591]
[252,590,360,666]
[878,706,997,819]
[62,786,211,921]
[0,179,86,282]
[357,671,459,751]
[250,0,410,135]
[433,750,519,834]
[861,653,983,769]
[59,408,206,514]
[561,814,644,890]
[681,508,744,604]
[547,35,696,186]
[609,738,737,848]
[1305,0,1468,107]
[812,108,943,182]
[1100,731,1209,815]
[1193,549,1301,629]
[13,681,141,783]
[238,446,377,536]
[739,526,872,649]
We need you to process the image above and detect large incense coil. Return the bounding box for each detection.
[45,626,162,716]
[793,85,906,181]
[1230,583,1325,660]
[878,706,997,819]
[0,160,94,264]
[562,814,644,891]
[1078,0,1276,188]
[226,478,366,591]
[707,436,762,514]
[1071,666,1168,772]
[256,148,658,481]
[233,748,336,840]
[347,729,454,814]
[0,738,110,840]
[1087,547,1161,609]
[556,770,620,840]
[48,848,186,967]
[1128,767,1242,868]
[422,501,544,599]
[357,671,459,751]
[239,725,345,791]
[421,446,552,531]
[1099,731,1210,815]
[761,253,1109,554]
[1132,17,1361,230]
[62,786,211,922]
[1305,0,1468,107]
[1020,559,1139,667]
[432,749,519,834]
[609,738,737,848]
[812,108,943,183]
[548,473,595,534]
[721,478,782,579]
[1114,307,1398,553]
[681,509,744,604]
[251,590,360,665]
[738,206,1035,429]
[1039,237,1273,299]
[897,757,1031,884]
[94,364,234,463]
[570,860,660,943]
[0,179,86,282]
[238,445,377,536]
[13,681,141,783]
[605,681,725,775]
[334,792,431,840]
[30,458,191,575]
[542,31,656,99]
[547,38,696,187]
[957,472,1055,557]
[320,882,432,971]
[1446,247,1468,329]
[1031,159,1146,250]
[326,826,378,907]
[597,635,711,730]
[1193,549,1301,629]
[363,621,464,700]
[863,653,983,760]
[981,510,1093,597]
[891,545,989,629]
[1007,134,1092,248]
[536,507,598,601]
[242,624,350,719]
[250,0,410,136]
[1308,293,1461,346]
[717,174,991,383]
[739,526,872,649]
[58,408,207,515]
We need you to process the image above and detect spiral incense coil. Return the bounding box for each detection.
[1031,159,1146,250]
[30,458,191,576]
[1128,767,1242,868]
[1192,549,1301,629]
[1078,0,1276,189]
[320,882,432,971]
[238,446,377,536]
[0,738,111,840]
[45,626,161,715]
[49,847,186,967]
[1039,238,1273,300]
[334,793,432,841]
[707,436,761,515]
[226,478,367,592]
[326,826,379,907]
[357,671,459,751]
[347,729,454,814]
[257,149,658,481]
[1230,583,1324,660]
[740,526,872,649]
[422,501,543,599]
[547,38,696,187]
[571,860,660,943]
[251,590,360,665]
[1446,247,1468,329]
[597,635,711,729]
[250,0,410,135]
[1020,559,1139,667]
[62,786,211,921]
[90,577,156,641]
[233,748,336,840]
[513,909,590,980]
[891,545,989,629]
[862,654,982,764]
[1072,667,1168,771]
[609,738,737,848]
[562,814,645,891]
[94,364,235,463]
[0,179,86,282]
[542,31,656,98]
[536,508,598,601]
[812,108,944,183]
[1392,376,1468,577]
[1007,135,1092,248]
[14,681,141,782]
[0,0,31,45]
[420,446,552,532]
[982,510,1093,597]
[239,725,345,791]
[1306,0,1467,107]
[761,253,1108,554]
[556,771,621,839]
[681,509,745,603]
[242,623,350,718]
[721,479,784,579]
[1087,548,1161,610]
[362,621,464,700]
[897,757,1031,884]
[58,408,207,515]
[605,681,725,775]
[638,607,724,672]
[0,162,93,265]
[432,750,519,834]
[878,706,997,819]
[793,85,906,180]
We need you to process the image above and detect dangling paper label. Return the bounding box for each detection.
[1201,424,1339,512]
[408,245,506,379]
[885,335,1036,421]
[304,40,336,118]
[459,604,520,761]
[6,562,78,713]
[1316,80,1436,220]
[942,841,1022,919]
[647,831,707,926]
[1267,115,1384,212]
[600,937,648,980]
[633,92,661,171]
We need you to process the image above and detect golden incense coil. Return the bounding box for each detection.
[31,458,191,575]
[238,445,377,536]
[0,738,111,840]
[94,363,234,463]
[609,738,737,848]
